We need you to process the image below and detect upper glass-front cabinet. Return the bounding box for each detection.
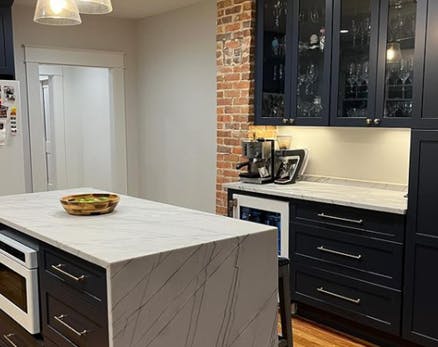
[255,0,291,125]
[331,0,379,126]
[293,0,332,125]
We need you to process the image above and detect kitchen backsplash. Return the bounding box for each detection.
[249,125,411,186]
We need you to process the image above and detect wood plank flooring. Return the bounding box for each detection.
[286,318,373,347]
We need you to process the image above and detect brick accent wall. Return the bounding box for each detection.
[216,0,277,215]
[216,0,255,215]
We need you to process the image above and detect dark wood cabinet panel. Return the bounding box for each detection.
[38,243,109,347]
[403,130,438,346]
[0,309,43,347]
[0,0,14,80]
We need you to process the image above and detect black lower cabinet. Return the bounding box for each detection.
[38,244,109,347]
[403,130,438,346]
[0,309,43,346]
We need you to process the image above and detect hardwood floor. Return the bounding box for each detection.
[285,318,374,347]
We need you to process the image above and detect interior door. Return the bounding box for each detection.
[40,79,57,191]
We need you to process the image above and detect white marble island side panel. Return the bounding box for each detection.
[108,231,278,347]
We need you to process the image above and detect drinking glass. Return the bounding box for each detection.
[273,0,283,28]
[399,57,413,98]
[310,8,320,23]
[346,62,356,97]
[306,64,318,96]
[352,20,359,47]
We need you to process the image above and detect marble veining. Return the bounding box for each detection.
[108,232,278,347]
[225,180,408,215]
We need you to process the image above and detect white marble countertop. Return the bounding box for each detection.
[225,180,408,215]
[0,189,274,268]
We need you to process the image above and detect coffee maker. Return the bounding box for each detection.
[236,139,275,184]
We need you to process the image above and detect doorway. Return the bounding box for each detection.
[24,46,128,194]
[39,65,113,192]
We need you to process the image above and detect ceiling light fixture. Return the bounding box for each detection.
[34,0,81,25]
[33,0,113,26]
[76,0,113,14]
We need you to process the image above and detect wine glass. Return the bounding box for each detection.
[306,64,318,96]
[399,57,413,98]
[346,62,356,97]
[352,20,359,47]
[310,8,320,23]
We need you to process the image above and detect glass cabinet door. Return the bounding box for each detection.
[255,0,291,125]
[376,0,419,127]
[293,0,331,125]
[331,0,379,126]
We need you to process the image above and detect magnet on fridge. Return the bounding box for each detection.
[0,121,7,145]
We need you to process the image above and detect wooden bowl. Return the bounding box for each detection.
[60,193,120,216]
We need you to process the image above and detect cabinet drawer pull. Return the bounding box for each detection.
[317,246,363,260]
[3,334,18,347]
[54,314,88,337]
[317,213,364,225]
[51,264,86,282]
[317,287,361,304]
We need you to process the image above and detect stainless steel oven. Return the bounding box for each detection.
[0,232,40,334]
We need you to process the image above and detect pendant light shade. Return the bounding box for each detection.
[76,0,113,14]
[34,0,81,25]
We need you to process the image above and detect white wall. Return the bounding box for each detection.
[277,127,411,185]
[8,4,140,195]
[60,66,113,190]
[136,0,217,212]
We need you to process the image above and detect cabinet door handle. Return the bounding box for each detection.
[317,246,363,260]
[317,213,363,225]
[373,118,381,126]
[317,287,361,305]
[3,334,18,347]
[54,314,88,337]
[366,118,373,126]
[282,118,288,124]
[51,264,86,282]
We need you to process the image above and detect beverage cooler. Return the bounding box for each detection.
[230,193,289,258]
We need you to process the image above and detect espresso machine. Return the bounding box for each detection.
[236,139,275,184]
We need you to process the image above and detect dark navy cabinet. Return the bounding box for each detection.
[255,0,332,126]
[403,130,438,346]
[255,0,438,129]
[0,0,14,80]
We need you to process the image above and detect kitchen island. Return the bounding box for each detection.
[0,189,278,347]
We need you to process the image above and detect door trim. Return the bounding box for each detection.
[24,46,128,194]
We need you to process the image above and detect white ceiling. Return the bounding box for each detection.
[14,0,203,19]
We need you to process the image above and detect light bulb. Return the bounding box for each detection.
[50,0,66,14]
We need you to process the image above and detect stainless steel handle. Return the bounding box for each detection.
[374,118,381,126]
[3,334,18,347]
[317,287,361,305]
[54,315,88,337]
[282,118,288,124]
[289,118,295,125]
[317,246,363,260]
[51,264,86,282]
[317,213,363,225]
[366,118,373,126]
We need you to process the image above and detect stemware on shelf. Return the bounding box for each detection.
[399,57,413,98]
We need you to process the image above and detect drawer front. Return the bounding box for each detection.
[292,223,403,288]
[44,293,108,347]
[43,338,60,347]
[293,264,401,334]
[292,200,405,243]
[41,246,106,302]
[0,310,42,347]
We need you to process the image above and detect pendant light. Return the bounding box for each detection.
[76,0,113,14]
[34,0,81,25]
